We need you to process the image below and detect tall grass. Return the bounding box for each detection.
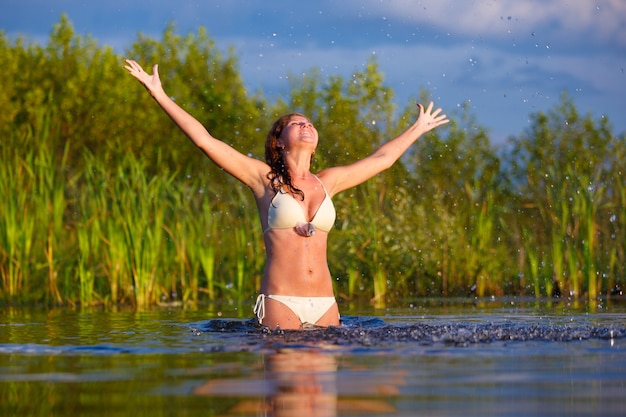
[186,204,218,300]
[573,179,604,303]
[0,108,68,303]
[1,106,624,308]
[110,155,171,307]
[0,135,35,299]
[463,187,497,297]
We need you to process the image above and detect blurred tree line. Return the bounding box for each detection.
[1,15,624,308]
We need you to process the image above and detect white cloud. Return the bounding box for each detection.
[352,0,626,47]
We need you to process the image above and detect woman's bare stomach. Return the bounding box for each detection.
[261,231,334,296]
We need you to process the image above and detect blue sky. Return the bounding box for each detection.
[2,0,625,144]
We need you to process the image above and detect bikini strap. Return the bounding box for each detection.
[254,294,266,324]
[312,174,328,192]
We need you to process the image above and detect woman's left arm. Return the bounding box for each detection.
[321,101,448,195]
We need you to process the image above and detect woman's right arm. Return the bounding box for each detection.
[123,59,268,192]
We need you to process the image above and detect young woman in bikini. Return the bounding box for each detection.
[124,59,449,330]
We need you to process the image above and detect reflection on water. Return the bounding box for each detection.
[263,349,338,417]
[194,347,400,416]
[1,300,626,416]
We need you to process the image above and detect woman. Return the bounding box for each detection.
[124,59,448,330]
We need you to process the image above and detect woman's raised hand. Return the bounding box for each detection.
[416,102,449,133]
[123,59,163,96]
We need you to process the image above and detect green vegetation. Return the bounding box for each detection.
[1,15,625,308]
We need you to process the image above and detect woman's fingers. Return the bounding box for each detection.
[123,59,146,76]
[416,101,449,128]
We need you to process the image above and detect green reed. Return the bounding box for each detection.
[612,168,626,291]
[345,261,359,301]
[232,186,265,302]
[3,133,620,307]
[79,151,108,304]
[0,107,70,303]
[76,219,97,305]
[79,150,123,304]
[521,228,542,298]
[163,178,217,304]
[348,182,389,308]
[573,183,603,302]
[463,187,497,297]
[0,135,36,299]
[109,155,174,307]
[1,112,623,307]
[187,209,217,301]
[101,211,132,304]
[162,221,192,303]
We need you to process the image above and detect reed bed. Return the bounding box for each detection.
[1,111,624,308]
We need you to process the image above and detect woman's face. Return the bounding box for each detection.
[278,115,318,149]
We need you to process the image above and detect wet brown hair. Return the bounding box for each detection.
[264,113,311,200]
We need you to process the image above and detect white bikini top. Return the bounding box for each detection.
[264,175,336,234]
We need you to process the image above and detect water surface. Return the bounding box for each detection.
[1,298,625,416]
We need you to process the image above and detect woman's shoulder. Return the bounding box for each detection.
[313,169,342,197]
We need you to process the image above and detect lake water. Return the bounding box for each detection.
[1,298,625,416]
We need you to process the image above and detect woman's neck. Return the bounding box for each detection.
[284,152,312,179]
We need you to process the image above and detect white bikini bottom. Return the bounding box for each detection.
[254,294,338,326]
